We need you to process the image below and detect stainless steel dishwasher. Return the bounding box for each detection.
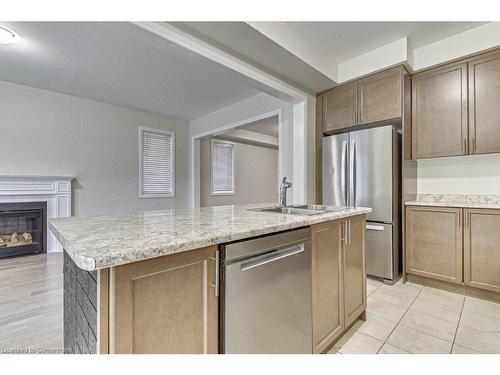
[222,228,312,354]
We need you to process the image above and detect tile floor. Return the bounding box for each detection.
[329,278,500,354]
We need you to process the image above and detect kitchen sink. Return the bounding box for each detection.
[291,204,351,212]
[249,205,351,216]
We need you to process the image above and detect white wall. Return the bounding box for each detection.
[417,155,500,195]
[0,80,190,216]
[189,92,296,206]
[200,138,278,207]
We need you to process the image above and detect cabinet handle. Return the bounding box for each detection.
[348,220,351,244]
[472,137,476,152]
[352,111,356,124]
[464,139,467,153]
[343,221,348,246]
[210,250,220,297]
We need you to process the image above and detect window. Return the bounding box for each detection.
[139,127,175,198]
[211,139,235,196]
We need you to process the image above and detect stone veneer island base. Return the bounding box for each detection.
[63,252,98,354]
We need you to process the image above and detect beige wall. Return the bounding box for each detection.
[0,80,190,216]
[200,138,278,207]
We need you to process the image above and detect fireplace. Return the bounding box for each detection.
[0,202,47,259]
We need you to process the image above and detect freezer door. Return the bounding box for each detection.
[349,125,393,223]
[322,134,349,206]
[365,222,393,280]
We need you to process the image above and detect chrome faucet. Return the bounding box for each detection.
[278,177,292,207]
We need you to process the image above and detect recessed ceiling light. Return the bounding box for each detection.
[0,26,19,45]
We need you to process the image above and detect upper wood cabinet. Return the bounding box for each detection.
[412,63,468,159]
[410,48,500,159]
[322,66,405,133]
[342,214,367,327]
[464,209,500,293]
[468,50,500,155]
[358,67,403,125]
[405,206,463,284]
[323,82,357,132]
[311,219,344,354]
[109,246,218,354]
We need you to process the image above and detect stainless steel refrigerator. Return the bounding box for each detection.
[323,124,401,283]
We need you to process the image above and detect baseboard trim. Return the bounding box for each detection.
[407,274,500,303]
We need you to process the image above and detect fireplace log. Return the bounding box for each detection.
[11,232,19,243]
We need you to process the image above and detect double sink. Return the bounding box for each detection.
[250,204,351,216]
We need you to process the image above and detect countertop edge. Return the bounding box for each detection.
[405,201,500,210]
[50,208,371,271]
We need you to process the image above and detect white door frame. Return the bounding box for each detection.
[133,22,316,208]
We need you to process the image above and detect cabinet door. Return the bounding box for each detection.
[405,206,463,284]
[412,63,468,159]
[343,215,367,327]
[358,67,403,125]
[464,209,500,293]
[110,246,218,354]
[468,50,500,155]
[323,82,357,133]
[311,220,344,353]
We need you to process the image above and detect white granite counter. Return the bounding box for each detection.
[49,203,371,271]
[405,194,500,209]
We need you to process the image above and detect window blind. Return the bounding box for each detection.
[140,128,174,197]
[211,140,235,195]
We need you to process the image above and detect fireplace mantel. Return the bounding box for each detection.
[0,175,74,253]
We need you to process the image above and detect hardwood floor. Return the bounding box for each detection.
[0,253,63,354]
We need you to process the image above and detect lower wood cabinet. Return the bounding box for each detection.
[311,220,344,353]
[406,206,500,294]
[109,246,218,354]
[464,209,500,293]
[405,206,463,284]
[343,214,367,327]
[311,214,366,353]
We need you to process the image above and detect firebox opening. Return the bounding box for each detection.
[0,201,47,259]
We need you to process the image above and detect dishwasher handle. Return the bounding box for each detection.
[240,243,305,272]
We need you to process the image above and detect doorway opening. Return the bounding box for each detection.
[198,114,280,207]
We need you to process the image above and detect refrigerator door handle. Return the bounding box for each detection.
[366,224,385,231]
[341,140,348,205]
[349,139,357,207]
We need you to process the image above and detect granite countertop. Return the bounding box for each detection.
[49,203,371,271]
[405,194,500,209]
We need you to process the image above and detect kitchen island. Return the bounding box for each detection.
[49,203,371,354]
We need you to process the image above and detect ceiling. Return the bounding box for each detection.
[287,22,487,63]
[176,21,491,91]
[0,22,493,118]
[175,22,336,93]
[241,115,279,138]
[0,22,260,121]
